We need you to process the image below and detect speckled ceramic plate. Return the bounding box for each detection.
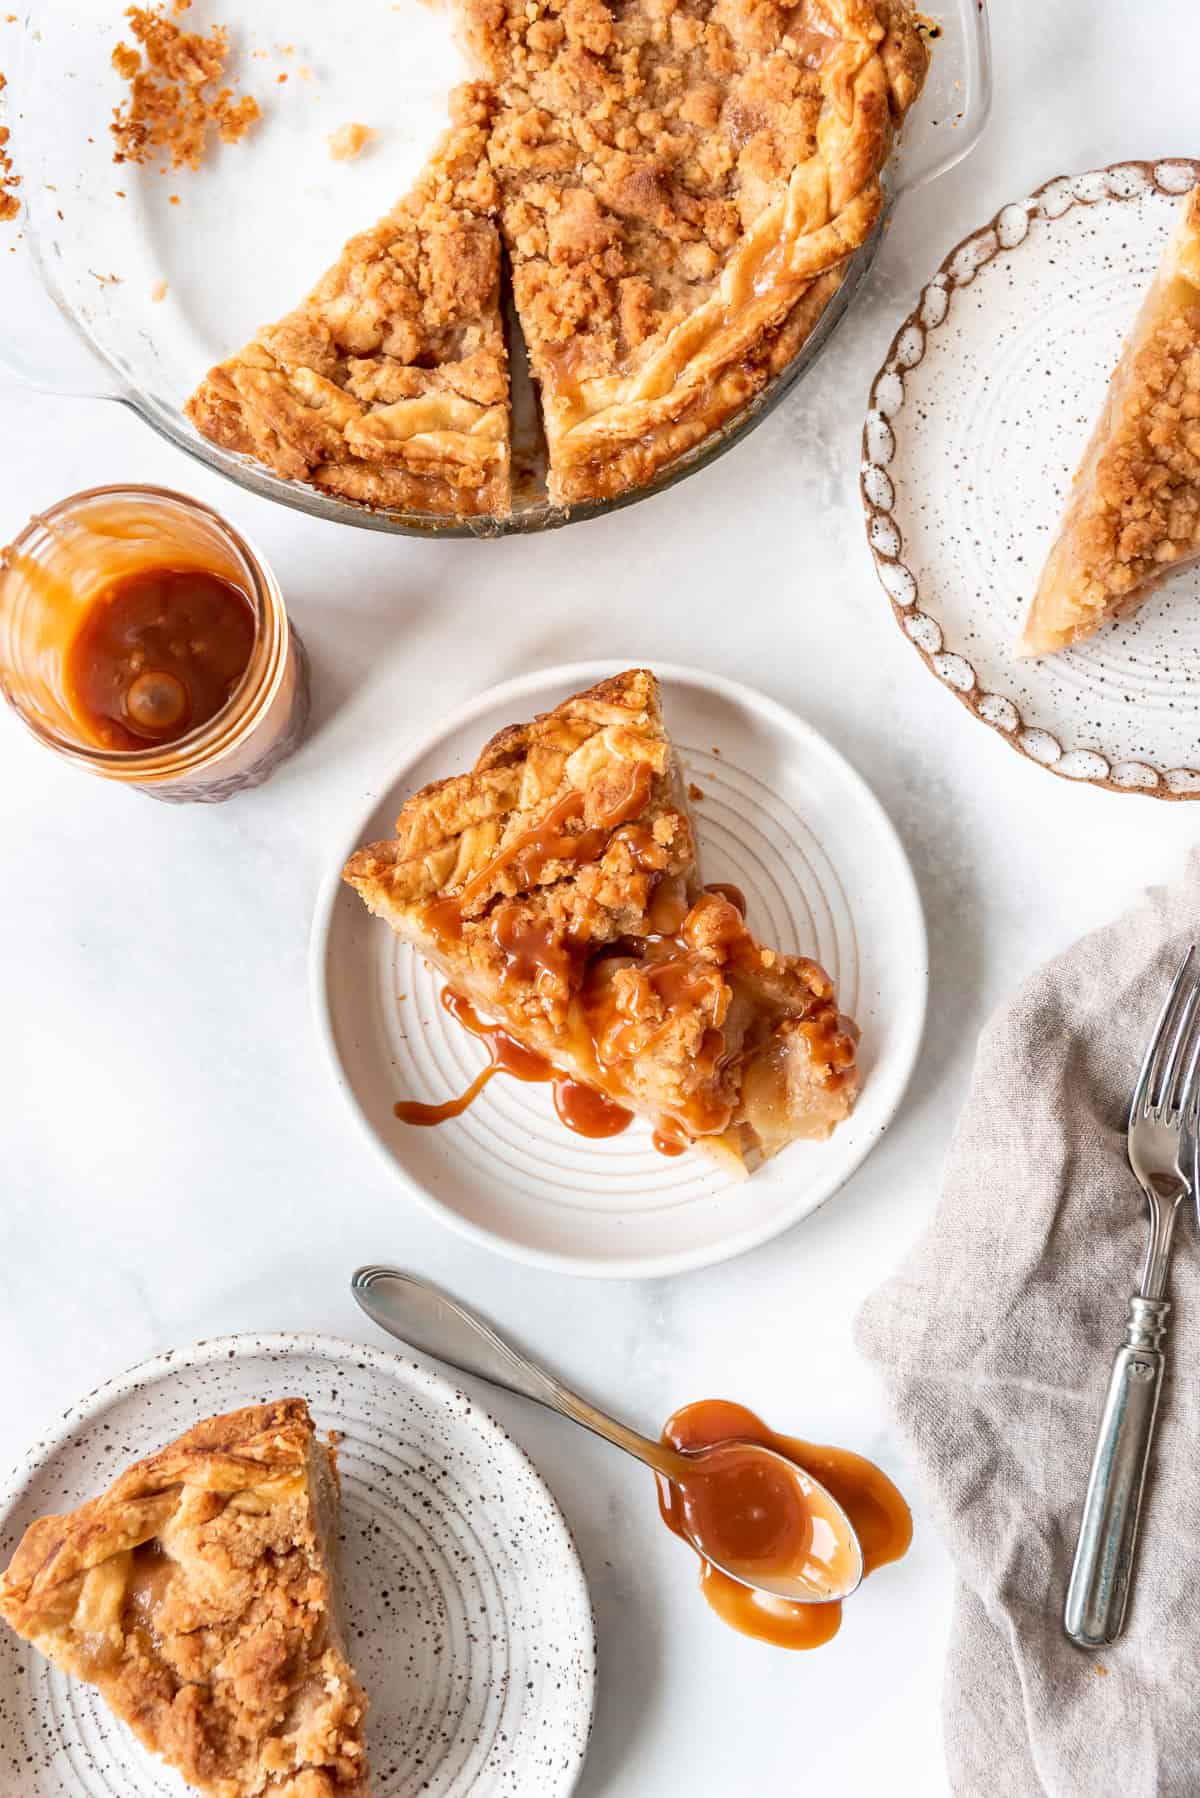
[862,158,1200,798]
[0,1334,596,1798]
[311,661,928,1279]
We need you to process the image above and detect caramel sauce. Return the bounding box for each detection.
[659,1400,911,1650]
[395,987,633,1140]
[553,1076,632,1138]
[63,568,254,751]
[394,989,553,1125]
[705,881,747,916]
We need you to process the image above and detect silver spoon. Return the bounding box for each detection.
[351,1265,864,1605]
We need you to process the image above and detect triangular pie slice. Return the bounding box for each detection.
[1019,185,1200,656]
[186,85,510,519]
[0,1399,370,1797]
[343,669,857,1168]
[469,0,928,505]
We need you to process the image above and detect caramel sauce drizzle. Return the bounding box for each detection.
[658,1400,911,1651]
[395,989,632,1139]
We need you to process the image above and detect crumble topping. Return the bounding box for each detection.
[328,121,376,162]
[110,1,261,172]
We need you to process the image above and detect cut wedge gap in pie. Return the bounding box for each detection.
[0,1399,370,1798]
[186,1,930,518]
[343,669,858,1172]
[1019,184,1200,657]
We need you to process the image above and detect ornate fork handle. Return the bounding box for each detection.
[1064,1293,1171,1649]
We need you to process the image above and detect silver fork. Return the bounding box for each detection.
[1064,946,1200,1649]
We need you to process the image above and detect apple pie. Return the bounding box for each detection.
[0,1399,370,1797]
[186,85,510,519]
[343,669,857,1168]
[1020,185,1200,657]
[187,0,928,517]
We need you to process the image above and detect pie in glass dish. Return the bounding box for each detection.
[186,87,510,520]
[343,669,858,1168]
[186,0,929,517]
[0,1399,370,1798]
[1020,185,1200,657]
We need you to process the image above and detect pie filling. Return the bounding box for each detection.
[1020,184,1200,657]
[186,1,929,516]
[343,669,858,1169]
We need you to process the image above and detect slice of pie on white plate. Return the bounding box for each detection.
[0,1399,370,1797]
[1019,184,1200,657]
[343,668,858,1170]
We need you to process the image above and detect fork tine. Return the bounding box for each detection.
[1131,946,1196,1124]
[1151,959,1200,1117]
[1164,973,1200,1118]
[1175,997,1200,1127]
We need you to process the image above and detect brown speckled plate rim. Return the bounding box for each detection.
[0,1330,598,1797]
[860,157,1200,801]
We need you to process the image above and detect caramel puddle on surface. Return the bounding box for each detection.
[657,1399,912,1649]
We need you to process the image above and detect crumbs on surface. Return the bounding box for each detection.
[150,277,168,302]
[327,121,375,162]
[110,1,261,173]
[0,72,20,222]
[687,782,705,803]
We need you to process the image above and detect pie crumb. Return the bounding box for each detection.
[110,4,261,173]
[327,121,375,162]
[150,277,168,302]
[687,782,705,803]
[0,73,20,222]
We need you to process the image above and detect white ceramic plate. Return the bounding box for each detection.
[862,158,1200,799]
[0,1334,595,1798]
[311,662,928,1278]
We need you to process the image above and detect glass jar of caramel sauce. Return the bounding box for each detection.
[0,485,309,801]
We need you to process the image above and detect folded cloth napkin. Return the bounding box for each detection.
[857,850,1200,1798]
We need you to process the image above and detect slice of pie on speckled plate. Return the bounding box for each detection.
[0,1399,370,1798]
[1020,185,1200,656]
[343,668,858,1170]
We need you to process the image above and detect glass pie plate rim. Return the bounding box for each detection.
[1,0,989,539]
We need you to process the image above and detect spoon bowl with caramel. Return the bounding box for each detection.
[352,1266,867,1610]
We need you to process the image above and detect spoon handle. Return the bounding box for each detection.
[352,1265,674,1473]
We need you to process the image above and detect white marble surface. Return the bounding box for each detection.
[2,3,1198,1792]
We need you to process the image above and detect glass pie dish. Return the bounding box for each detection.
[1,0,989,538]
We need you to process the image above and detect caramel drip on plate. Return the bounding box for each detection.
[395,988,633,1139]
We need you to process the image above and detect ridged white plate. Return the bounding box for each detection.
[312,662,927,1277]
[862,158,1200,797]
[0,1335,595,1798]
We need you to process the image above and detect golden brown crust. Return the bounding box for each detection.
[344,668,857,1161]
[0,1399,370,1798]
[475,0,927,503]
[1021,186,1200,656]
[186,84,511,519]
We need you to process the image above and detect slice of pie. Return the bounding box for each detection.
[343,669,857,1168]
[472,0,928,506]
[1019,186,1200,657]
[0,1399,370,1797]
[186,84,510,519]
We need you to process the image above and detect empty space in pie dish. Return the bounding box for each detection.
[12,1,464,410]
[0,1335,596,1798]
[311,663,927,1278]
[863,160,1200,797]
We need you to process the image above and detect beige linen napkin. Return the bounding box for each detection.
[857,851,1200,1798]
